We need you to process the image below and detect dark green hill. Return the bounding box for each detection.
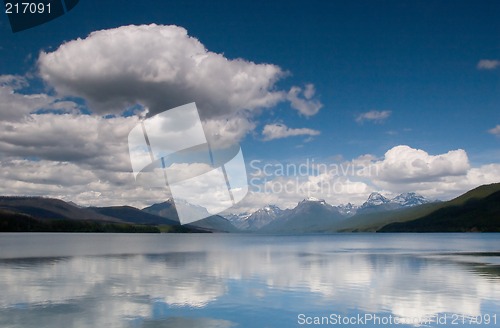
[379,184,500,232]
[0,196,121,222]
[332,203,442,232]
[0,208,159,233]
[89,206,179,225]
[143,201,238,232]
[186,215,239,233]
[88,205,209,233]
[335,183,500,232]
[444,182,500,206]
[0,197,203,233]
[260,201,344,233]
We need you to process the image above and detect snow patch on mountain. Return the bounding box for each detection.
[391,192,429,207]
[337,203,358,216]
[226,191,432,231]
[361,192,391,208]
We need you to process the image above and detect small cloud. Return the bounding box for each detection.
[356,110,391,124]
[262,123,320,141]
[488,125,500,136]
[0,74,28,89]
[303,136,315,143]
[477,59,500,70]
[386,128,412,135]
[287,84,323,116]
[303,84,316,99]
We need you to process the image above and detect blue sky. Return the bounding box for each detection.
[0,0,499,210]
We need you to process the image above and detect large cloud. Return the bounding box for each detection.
[239,145,500,211]
[0,111,252,208]
[366,145,470,183]
[38,24,320,120]
[356,145,500,200]
[0,157,172,208]
[0,113,136,171]
[0,25,327,211]
[1,120,499,209]
[2,25,499,210]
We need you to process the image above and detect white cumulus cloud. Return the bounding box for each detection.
[202,115,256,148]
[0,113,136,171]
[352,145,500,201]
[364,145,470,183]
[286,84,323,116]
[262,123,320,141]
[37,24,322,148]
[241,145,500,210]
[38,24,321,121]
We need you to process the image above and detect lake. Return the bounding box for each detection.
[0,233,499,328]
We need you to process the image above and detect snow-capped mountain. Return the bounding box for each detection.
[143,197,210,220]
[391,192,429,207]
[357,192,431,214]
[361,192,391,208]
[224,212,252,230]
[143,198,238,232]
[244,205,284,231]
[337,203,358,216]
[302,196,327,204]
[226,192,433,232]
[294,197,334,212]
[261,198,342,232]
[224,205,284,231]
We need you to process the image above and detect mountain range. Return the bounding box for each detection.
[1,183,499,233]
[379,183,500,232]
[142,199,238,232]
[0,197,161,233]
[0,197,231,233]
[224,192,433,232]
[258,197,343,233]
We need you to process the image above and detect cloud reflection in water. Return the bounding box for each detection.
[0,234,498,327]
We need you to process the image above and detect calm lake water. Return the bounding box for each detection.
[0,233,499,328]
